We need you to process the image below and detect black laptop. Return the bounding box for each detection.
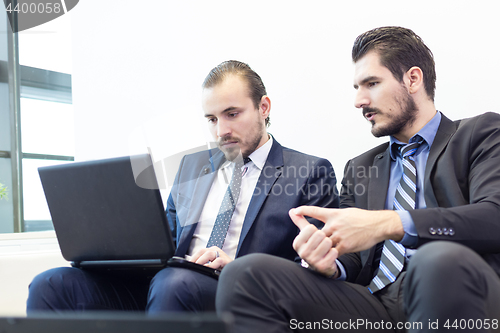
[38,154,175,269]
[38,154,220,279]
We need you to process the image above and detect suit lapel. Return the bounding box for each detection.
[235,140,284,256]
[362,144,390,267]
[176,150,226,256]
[423,114,457,208]
[367,145,391,210]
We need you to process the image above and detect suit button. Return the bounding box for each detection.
[429,227,436,235]
[437,228,443,235]
[443,227,449,235]
[449,228,455,236]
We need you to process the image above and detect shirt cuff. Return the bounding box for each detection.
[335,259,347,281]
[301,259,346,280]
[397,210,418,248]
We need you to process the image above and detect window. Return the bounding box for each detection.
[0,7,73,233]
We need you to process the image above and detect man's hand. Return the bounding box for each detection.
[292,206,404,256]
[190,246,232,270]
[290,209,339,277]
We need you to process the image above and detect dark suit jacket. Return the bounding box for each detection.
[166,138,339,262]
[338,112,500,285]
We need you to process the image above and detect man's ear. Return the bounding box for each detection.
[259,95,271,119]
[406,66,424,94]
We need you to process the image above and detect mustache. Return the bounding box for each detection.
[218,136,240,145]
[362,107,381,117]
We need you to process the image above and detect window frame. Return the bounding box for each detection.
[1,7,73,233]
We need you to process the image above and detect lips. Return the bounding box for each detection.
[363,108,378,122]
[365,112,376,121]
[221,141,238,147]
[219,138,240,149]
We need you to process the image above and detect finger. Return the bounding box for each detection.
[295,228,328,260]
[194,250,217,265]
[293,224,318,252]
[322,223,335,237]
[314,248,339,276]
[329,234,340,247]
[294,206,335,224]
[289,208,311,230]
[309,236,333,262]
[205,257,230,270]
[335,241,349,257]
[306,230,330,255]
[190,248,207,263]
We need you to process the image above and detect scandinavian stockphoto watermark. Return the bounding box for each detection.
[4,0,79,33]
[130,145,340,199]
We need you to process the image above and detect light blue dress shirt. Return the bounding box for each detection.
[388,111,442,248]
[335,111,441,279]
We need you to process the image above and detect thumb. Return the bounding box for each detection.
[289,208,311,230]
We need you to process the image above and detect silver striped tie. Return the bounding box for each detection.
[368,139,421,293]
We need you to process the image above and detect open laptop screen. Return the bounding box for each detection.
[38,154,175,266]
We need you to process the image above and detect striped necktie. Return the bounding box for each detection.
[368,138,422,293]
[206,157,251,249]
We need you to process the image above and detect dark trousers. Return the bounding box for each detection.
[27,266,218,313]
[216,242,500,332]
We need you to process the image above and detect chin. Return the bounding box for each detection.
[371,124,388,138]
[222,148,241,161]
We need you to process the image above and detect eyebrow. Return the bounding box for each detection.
[204,106,238,118]
[353,75,380,89]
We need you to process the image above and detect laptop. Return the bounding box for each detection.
[0,312,233,333]
[38,154,220,278]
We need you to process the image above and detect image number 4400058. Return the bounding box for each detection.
[3,0,80,33]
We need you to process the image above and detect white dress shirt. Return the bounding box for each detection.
[187,136,273,259]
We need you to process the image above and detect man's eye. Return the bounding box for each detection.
[368,82,378,87]
[207,118,217,123]
[228,113,238,118]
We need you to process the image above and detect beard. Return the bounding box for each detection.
[364,87,418,138]
[218,119,265,161]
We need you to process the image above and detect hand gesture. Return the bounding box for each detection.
[289,209,339,277]
[292,206,404,256]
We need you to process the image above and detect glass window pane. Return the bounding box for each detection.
[22,159,72,231]
[21,98,75,156]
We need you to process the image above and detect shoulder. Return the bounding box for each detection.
[456,111,500,129]
[348,142,389,166]
[280,145,332,167]
[269,136,333,168]
[451,112,500,143]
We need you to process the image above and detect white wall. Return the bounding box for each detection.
[71,0,500,188]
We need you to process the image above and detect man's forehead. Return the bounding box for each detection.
[353,52,387,84]
[202,75,251,112]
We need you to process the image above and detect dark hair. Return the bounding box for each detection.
[202,60,270,126]
[352,26,436,101]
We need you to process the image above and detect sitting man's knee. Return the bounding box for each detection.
[222,253,279,282]
[30,267,81,289]
[150,267,193,292]
[409,241,476,275]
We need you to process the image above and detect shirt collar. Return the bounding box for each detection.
[221,134,273,170]
[389,111,442,160]
[247,134,273,170]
